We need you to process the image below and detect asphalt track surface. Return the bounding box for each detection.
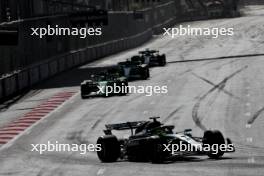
[0,5,264,176]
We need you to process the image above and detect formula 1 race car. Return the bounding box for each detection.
[97,117,235,163]
[80,72,128,98]
[117,60,150,80]
[131,49,166,67]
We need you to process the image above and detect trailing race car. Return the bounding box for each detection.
[117,60,150,80]
[80,71,128,98]
[97,117,235,163]
[131,49,166,67]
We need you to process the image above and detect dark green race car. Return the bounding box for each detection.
[80,72,128,98]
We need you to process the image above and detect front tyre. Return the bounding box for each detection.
[159,55,166,66]
[97,135,120,162]
[203,130,225,159]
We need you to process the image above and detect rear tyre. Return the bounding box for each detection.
[142,68,150,80]
[150,139,164,163]
[203,130,225,159]
[119,81,128,96]
[97,135,120,162]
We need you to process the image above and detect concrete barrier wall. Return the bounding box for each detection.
[0,1,178,101]
[17,70,29,90]
[3,74,17,97]
[0,79,3,100]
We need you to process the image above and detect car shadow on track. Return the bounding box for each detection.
[35,66,115,89]
[35,65,149,90]
[115,156,233,165]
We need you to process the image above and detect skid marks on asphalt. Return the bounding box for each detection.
[162,105,184,123]
[191,72,240,100]
[247,106,264,125]
[66,130,90,145]
[191,66,248,131]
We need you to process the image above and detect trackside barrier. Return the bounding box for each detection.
[85,48,92,62]
[17,70,29,90]
[66,54,74,69]
[3,74,17,97]
[29,67,40,86]
[80,51,86,64]
[0,79,3,99]
[49,60,58,76]
[0,1,177,101]
[89,47,96,61]
[58,57,66,72]
[72,52,80,66]
[39,63,49,80]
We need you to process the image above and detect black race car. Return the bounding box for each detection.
[117,60,150,80]
[131,49,166,67]
[97,117,235,163]
[80,71,128,98]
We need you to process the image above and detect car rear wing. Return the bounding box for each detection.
[105,121,146,131]
[139,50,157,54]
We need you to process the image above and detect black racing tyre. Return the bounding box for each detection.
[146,69,150,78]
[119,81,128,96]
[159,55,166,66]
[97,135,120,162]
[142,68,149,80]
[151,145,163,163]
[150,138,165,163]
[81,93,85,99]
[203,130,225,159]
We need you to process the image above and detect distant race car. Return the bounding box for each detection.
[97,117,235,163]
[80,71,128,98]
[131,49,166,67]
[117,60,150,80]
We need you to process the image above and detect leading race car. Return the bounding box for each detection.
[96,117,235,163]
[117,60,150,80]
[80,71,128,98]
[131,49,166,67]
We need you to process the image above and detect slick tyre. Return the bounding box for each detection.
[203,130,225,159]
[150,138,164,163]
[119,81,128,96]
[142,68,150,80]
[159,55,166,66]
[97,135,120,162]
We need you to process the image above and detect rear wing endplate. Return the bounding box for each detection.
[105,121,146,131]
